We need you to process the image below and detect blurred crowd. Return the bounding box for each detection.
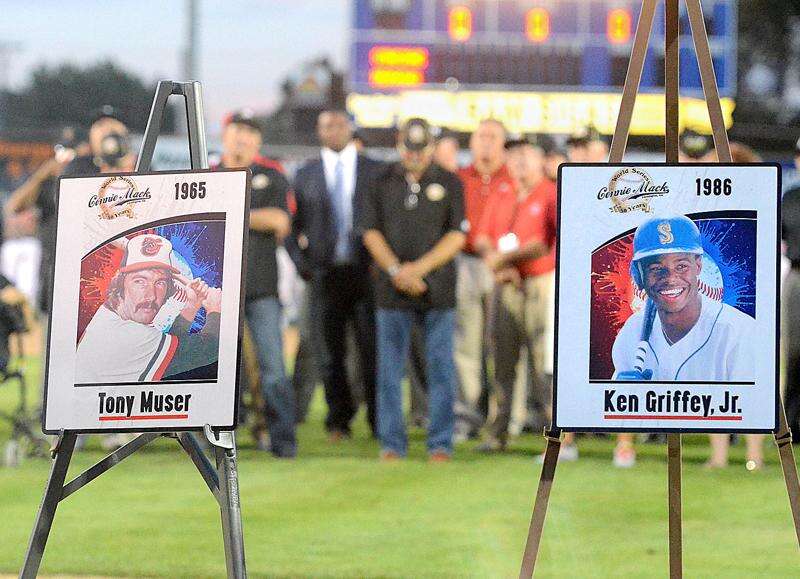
[2,108,800,468]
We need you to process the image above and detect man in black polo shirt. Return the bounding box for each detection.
[361,118,467,461]
[217,110,296,458]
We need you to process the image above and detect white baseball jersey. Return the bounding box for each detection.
[612,294,755,382]
[76,305,178,383]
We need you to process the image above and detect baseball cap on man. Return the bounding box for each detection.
[225,109,263,134]
[120,235,181,274]
[629,215,704,288]
[505,133,548,151]
[680,130,710,159]
[90,105,124,126]
[567,125,600,146]
[400,118,434,151]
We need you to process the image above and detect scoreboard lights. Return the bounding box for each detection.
[369,46,429,69]
[607,8,633,44]
[351,0,737,134]
[526,8,550,44]
[368,46,429,88]
[448,5,472,42]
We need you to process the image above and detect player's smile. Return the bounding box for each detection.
[657,285,687,303]
[643,253,702,315]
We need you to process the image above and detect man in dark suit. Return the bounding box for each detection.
[289,109,381,439]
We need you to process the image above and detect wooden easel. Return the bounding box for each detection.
[518,2,800,577]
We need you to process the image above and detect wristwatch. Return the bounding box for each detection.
[387,263,401,277]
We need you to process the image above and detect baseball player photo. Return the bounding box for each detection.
[75,232,223,384]
[610,214,756,383]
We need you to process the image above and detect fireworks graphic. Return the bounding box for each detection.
[77,219,226,342]
[589,214,756,379]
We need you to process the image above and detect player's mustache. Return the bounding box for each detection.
[135,300,159,312]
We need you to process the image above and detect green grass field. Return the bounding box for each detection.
[0,358,799,578]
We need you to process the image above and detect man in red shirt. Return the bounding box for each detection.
[473,135,557,451]
[455,119,515,434]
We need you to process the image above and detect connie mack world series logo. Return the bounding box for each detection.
[597,168,670,214]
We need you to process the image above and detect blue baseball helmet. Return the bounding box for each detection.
[630,215,703,288]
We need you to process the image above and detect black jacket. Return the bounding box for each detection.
[288,153,382,277]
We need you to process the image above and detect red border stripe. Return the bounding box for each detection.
[99,414,189,421]
[604,414,742,421]
[152,336,179,381]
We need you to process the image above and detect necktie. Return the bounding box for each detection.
[331,159,349,261]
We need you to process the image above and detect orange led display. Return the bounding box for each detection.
[369,69,425,88]
[448,6,472,42]
[369,46,429,69]
[525,8,550,43]
[607,8,632,44]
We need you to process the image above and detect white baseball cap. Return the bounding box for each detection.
[120,234,180,274]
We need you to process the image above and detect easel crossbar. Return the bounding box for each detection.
[61,432,160,500]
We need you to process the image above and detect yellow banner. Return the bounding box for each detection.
[347,90,735,136]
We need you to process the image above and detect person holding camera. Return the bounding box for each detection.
[6,106,134,315]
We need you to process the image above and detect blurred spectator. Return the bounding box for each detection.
[566,125,604,162]
[679,129,712,163]
[352,128,367,153]
[288,109,381,440]
[6,109,134,451]
[434,129,460,173]
[473,136,556,452]
[455,119,514,437]
[361,118,466,460]
[217,110,296,458]
[784,137,800,443]
[0,159,27,194]
[536,135,566,183]
[5,109,127,316]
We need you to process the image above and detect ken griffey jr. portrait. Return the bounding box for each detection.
[611,214,755,382]
[75,234,222,383]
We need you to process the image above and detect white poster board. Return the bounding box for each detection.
[43,169,250,433]
[554,163,779,433]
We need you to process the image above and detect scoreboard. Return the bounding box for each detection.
[347,0,737,136]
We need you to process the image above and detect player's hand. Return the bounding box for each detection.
[188,278,210,302]
[41,156,70,178]
[392,263,427,296]
[202,287,222,313]
[616,369,653,381]
[494,267,521,287]
[5,208,39,237]
[484,251,505,272]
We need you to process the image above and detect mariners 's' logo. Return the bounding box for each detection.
[598,168,670,214]
[658,222,674,244]
[141,236,163,256]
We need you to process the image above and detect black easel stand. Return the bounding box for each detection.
[20,81,247,579]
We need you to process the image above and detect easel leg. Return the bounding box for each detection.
[19,432,76,579]
[207,428,247,579]
[519,431,561,579]
[664,2,682,573]
[667,434,683,579]
[774,401,800,548]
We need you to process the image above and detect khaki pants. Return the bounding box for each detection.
[455,253,494,411]
[487,272,554,442]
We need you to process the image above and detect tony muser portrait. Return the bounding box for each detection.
[75,233,222,384]
[610,214,755,383]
